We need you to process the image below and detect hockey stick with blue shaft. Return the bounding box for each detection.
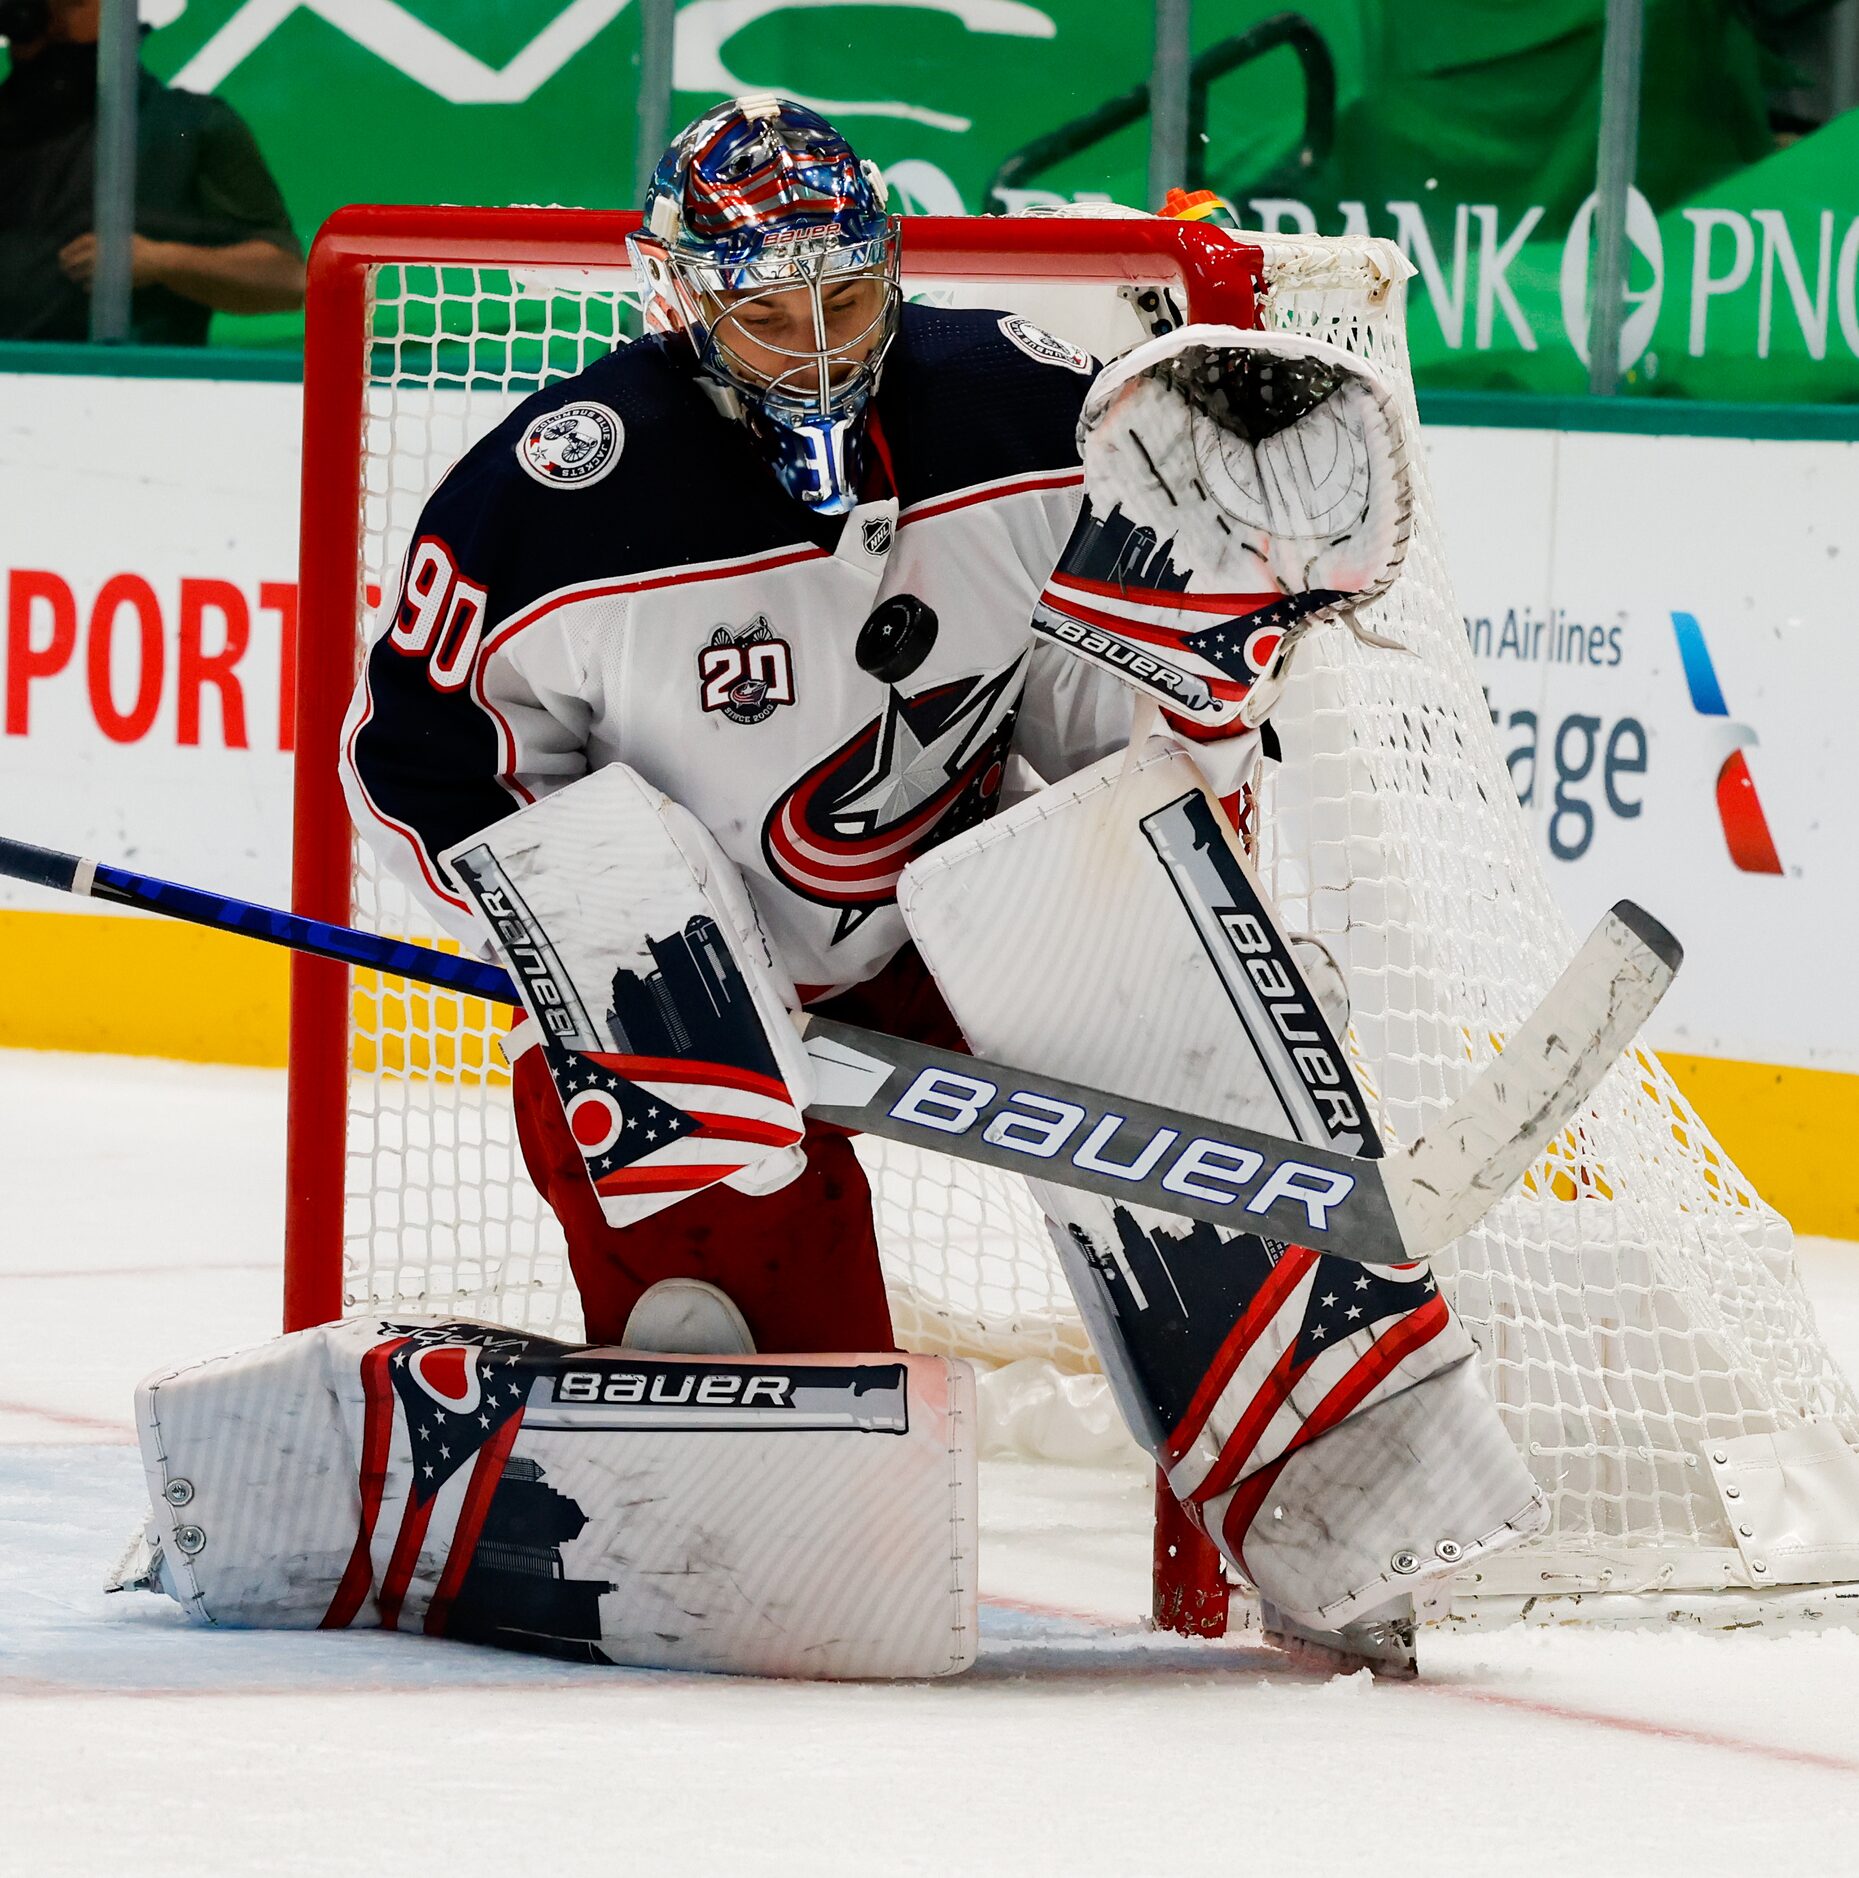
[0,831,1399,1256]
[0,832,1681,1264]
[0,833,514,1002]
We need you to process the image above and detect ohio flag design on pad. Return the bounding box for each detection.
[443,764,812,1228]
[541,937,807,1208]
[497,902,805,1223]
[324,1321,541,1635]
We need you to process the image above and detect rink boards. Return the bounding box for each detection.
[0,358,1853,1231]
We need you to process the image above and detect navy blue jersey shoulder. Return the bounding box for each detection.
[403,335,830,629]
[876,303,1093,507]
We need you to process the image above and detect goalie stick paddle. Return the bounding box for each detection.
[0,832,1679,1263]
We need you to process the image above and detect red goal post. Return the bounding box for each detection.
[286,202,1859,1637]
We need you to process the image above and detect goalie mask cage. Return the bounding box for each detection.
[290,204,1859,1631]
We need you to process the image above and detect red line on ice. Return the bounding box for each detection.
[980,1592,1859,1777]
[1412,1681,1859,1778]
[0,1396,132,1439]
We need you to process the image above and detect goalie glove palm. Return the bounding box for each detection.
[1032,324,1414,733]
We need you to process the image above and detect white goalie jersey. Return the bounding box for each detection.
[340,302,1137,1002]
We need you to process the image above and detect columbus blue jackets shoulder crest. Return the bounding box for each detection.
[516,402,625,488]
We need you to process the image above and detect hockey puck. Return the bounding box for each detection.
[856,595,939,685]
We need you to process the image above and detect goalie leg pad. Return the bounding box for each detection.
[901,743,1540,1606]
[440,762,814,1231]
[130,1319,976,1679]
[1206,1356,1547,1630]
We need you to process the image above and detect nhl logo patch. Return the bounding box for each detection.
[517,401,624,489]
[998,315,1093,375]
[861,514,894,557]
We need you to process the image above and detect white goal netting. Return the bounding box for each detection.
[328,227,1857,1612]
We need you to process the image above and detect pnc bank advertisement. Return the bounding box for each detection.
[47,0,1850,405]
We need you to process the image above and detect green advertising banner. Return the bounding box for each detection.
[77,0,1857,399]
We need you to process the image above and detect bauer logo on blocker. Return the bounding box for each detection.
[517,402,624,488]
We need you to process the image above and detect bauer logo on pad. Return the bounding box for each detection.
[531,1359,910,1434]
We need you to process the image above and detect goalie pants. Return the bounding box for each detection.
[511,946,964,1351]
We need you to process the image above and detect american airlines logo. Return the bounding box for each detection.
[167,0,1056,122]
[1670,610,1784,876]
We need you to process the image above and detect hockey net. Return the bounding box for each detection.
[290,207,1859,1625]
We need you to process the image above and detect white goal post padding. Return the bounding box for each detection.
[310,219,1859,1623]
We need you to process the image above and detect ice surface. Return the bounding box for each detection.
[5,1049,1859,1876]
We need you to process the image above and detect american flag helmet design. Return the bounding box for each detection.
[628,96,901,514]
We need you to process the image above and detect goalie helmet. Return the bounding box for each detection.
[630,96,900,516]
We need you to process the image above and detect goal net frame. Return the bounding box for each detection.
[287,203,1859,1636]
[287,204,1260,1326]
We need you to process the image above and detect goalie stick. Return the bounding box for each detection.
[0,832,1680,1264]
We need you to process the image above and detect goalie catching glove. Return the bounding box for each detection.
[1033,324,1413,739]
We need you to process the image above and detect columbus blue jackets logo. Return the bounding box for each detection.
[764,659,1024,940]
[998,314,1093,375]
[698,616,796,725]
[516,402,624,489]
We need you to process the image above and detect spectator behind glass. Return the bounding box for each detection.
[0,0,304,343]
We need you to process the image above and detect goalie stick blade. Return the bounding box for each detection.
[1609,897,1683,975]
[1385,901,1682,1252]
[1257,1596,1419,1680]
[800,1016,1411,1264]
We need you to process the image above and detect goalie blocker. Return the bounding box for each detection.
[118,1318,977,1679]
[439,762,819,1227]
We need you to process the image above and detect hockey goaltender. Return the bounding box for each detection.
[111,98,1674,1680]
